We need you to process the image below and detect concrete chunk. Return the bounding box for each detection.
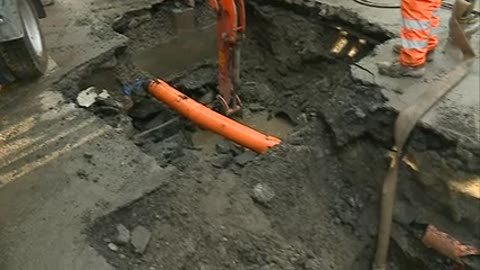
[76,87,110,108]
[131,226,152,254]
[234,151,257,166]
[115,224,130,245]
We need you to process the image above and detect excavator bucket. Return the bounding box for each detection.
[210,0,246,115]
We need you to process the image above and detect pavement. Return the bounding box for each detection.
[0,0,174,269]
[0,0,478,269]
[322,0,480,145]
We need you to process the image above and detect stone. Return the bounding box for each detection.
[77,169,88,180]
[76,87,110,108]
[115,224,130,245]
[131,226,152,254]
[215,141,232,154]
[249,103,265,112]
[233,151,257,166]
[77,86,97,108]
[354,107,366,119]
[230,144,243,155]
[129,99,166,120]
[108,243,119,252]
[252,183,275,205]
[333,217,341,225]
[348,197,356,208]
[83,152,93,160]
[296,113,309,124]
[211,154,233,169]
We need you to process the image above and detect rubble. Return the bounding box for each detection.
[211,154,233,168]
[215,141,232,155]
[115,224,130,245]
[233,151,257,166]
[107,243,119,252]
[76,87,110,108]
[129,99,166,120]
[131,226,152,254]
[252,183,275,205]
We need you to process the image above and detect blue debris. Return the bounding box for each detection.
[122,80,145,96]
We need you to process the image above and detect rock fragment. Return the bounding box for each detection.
[108,242,119,252]
[252,183,275,205]
[131,226,152,254]
[215,141,232,154]
[115,224,130,245]
[211,154,233,168]
[249,103,265,112]
[76,87,110,108]
[234,151,257,166]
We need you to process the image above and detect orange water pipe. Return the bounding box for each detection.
[148,80,282,154]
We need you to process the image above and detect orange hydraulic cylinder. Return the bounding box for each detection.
[148,80,282,154]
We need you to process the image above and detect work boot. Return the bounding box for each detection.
[377,61,425,78]
[392,44,435,62]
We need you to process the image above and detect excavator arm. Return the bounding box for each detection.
[208,0,246,115]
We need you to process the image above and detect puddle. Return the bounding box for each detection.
[191,111,293,155]
[132,25,216,77]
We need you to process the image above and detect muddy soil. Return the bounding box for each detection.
[50,0,479,269]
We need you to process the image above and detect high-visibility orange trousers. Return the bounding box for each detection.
[400,0,441,67]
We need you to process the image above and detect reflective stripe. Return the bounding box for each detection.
[403,18,431,30]
[430,26,440,36]
[402,38,428,49]
[433,8,440,17]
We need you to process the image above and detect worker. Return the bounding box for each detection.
[379,0,479,78]
[377,0,442,78]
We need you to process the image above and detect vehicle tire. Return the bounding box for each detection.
[0,59,15,84]
[0,0,47,80]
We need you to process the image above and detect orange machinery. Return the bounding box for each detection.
[208,0,246,115]
[148,0,283,154]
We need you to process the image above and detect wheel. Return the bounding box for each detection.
[0,0,47,80]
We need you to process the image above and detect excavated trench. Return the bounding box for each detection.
[52,1,479,269]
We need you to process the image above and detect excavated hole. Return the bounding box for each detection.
[75,0,387,162]
[60,1,479,270]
